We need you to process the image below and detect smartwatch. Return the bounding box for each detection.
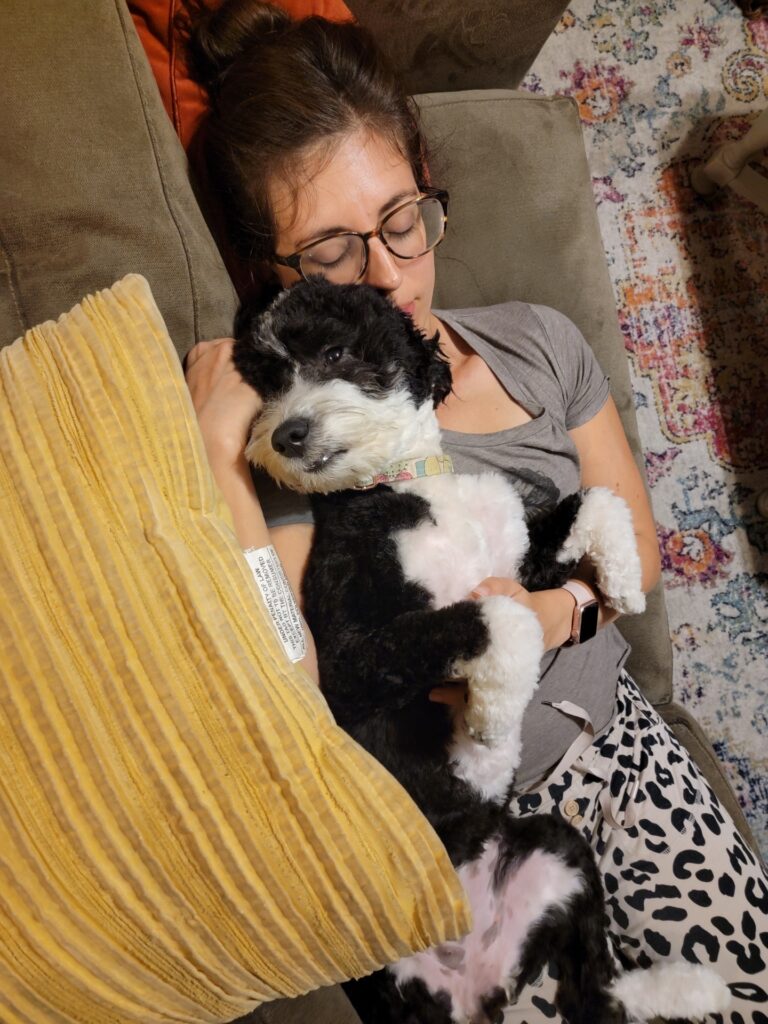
[561,579,599,646]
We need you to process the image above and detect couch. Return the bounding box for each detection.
[0,2,758,1022]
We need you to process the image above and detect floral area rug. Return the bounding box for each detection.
[524,0,768,857]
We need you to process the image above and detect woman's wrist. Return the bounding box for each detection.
[567,569,621,630]
[199,422,251,467]
[530,588,580,651]
[532,580,619,652]
[206,452,272,550]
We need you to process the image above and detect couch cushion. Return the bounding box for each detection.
[0,0,239,356]
[417,89,674,705]
[0,274,468,1023]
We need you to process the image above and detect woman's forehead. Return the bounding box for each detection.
[270,129,418,249]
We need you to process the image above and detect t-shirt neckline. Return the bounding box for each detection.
[434,308,547,445]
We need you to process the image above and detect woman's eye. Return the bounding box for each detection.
[323,346,344,364]
[383,207,419,237]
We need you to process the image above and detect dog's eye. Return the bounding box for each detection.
[323,346,345,365]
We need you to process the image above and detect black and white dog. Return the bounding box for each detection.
[233,278,730,1024]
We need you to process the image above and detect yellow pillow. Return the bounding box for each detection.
[0,275,468,1024]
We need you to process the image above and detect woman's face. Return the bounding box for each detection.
[269,129,438,337]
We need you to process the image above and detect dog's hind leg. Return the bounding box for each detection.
[343,969,456,1024]
[498,814,625,1024]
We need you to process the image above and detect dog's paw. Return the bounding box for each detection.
[557,487,646,615]
[611,962,731,1021]
[453,596,543,748]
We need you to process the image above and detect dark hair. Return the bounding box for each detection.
[179,1,431,295]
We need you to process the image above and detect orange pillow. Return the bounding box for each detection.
[130,0,355,149]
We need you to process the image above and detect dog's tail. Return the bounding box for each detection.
[610,961,731,1021]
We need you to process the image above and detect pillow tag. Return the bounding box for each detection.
[243,545,307,663]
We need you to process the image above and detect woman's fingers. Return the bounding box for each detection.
[185,337,263,461]
[469,576,525,600]
[185,338,237,392]
[428,681,469,706]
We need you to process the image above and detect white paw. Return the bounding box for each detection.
[557,488,646,615]
[611,962,731,1021]
[453,596,543,749]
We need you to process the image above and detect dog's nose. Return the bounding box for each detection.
[272,417,311,458]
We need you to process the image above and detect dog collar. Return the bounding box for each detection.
[353,454,454,490]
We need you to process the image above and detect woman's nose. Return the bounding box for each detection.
[363,237,402,291]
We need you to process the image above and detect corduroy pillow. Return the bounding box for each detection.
[0,274,467,1024]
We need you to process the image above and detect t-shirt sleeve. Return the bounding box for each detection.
[530,305,610,429]
[251,467,315,529]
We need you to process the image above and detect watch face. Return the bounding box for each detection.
[580,601,599,641]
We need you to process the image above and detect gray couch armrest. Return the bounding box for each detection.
[659,703,761,860]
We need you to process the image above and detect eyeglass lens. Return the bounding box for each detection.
[298,196,445,285]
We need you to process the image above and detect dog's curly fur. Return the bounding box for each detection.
[233,278,729,1024]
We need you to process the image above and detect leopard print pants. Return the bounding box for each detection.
[505,672,768,1024]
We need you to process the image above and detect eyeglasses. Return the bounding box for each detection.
[272,188,449,286]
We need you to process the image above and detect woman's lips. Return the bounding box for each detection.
[398,301,416,318]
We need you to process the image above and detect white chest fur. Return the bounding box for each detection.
[393,473,529,606]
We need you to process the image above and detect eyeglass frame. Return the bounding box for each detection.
[271,187,449,284]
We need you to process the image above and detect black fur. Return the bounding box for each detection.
[234,275,452,408]
[234,280,625,1024]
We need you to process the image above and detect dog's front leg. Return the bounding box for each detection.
[316,600,492,726]
[453,594,543,751]
[555,487,646,615]
[317,595,543,752]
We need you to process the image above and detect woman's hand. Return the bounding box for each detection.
[185,336,272,556]
[427,577,575,707]
[185,337,262,466]
[469,577,575,651]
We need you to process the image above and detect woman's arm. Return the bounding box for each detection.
[186,338,319,684]
[570,395,661,594]
[468,396,661,652]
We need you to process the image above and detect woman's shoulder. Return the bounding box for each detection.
[437,299,591,376]
[439,299,583,342]
[436,299,608,427]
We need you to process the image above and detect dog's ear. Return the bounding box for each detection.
[233,300,258,342]
[399,314,452,408]
[232,297,292,399]
[424,328,453,407]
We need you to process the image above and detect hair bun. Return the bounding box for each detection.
[181,1,292,98]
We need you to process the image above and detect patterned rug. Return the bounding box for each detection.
[524,0,768,858]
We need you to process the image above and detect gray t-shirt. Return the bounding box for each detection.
[256,300,631,787]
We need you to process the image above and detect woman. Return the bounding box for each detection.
[183,2,768,1020]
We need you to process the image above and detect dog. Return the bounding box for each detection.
[233,278,731,1024]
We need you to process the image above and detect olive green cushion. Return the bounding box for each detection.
[0,0,238,356]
